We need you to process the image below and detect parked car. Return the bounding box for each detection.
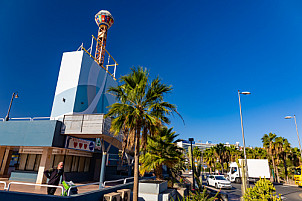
[206,175,232,189]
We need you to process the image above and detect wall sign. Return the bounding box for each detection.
[95,138,101,150]
[65,136,95,152]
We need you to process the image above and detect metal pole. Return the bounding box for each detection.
[99,151,107,189]
[190,140,196,190]
[238,90,249,188]
[5,92,16,121]
[293,115,302,161]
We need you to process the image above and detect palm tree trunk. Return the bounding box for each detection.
[133,127,140,201]
[284,159,288,182]
[275,165,280,183]
[271,155,277,182]
[155,165,163,180]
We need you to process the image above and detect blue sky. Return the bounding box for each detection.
[1,1,302,148]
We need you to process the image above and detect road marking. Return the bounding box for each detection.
[282,186,289,187]
[299,193,302,199]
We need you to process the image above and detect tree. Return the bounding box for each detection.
[254,147,267,159]
[204,147,216,173]
[262,133,278,182]
[139,126,184,180]
[275,137,291,182]
[228,145,242,162]
[106,67,180,201]
[193,146,202,163]
[214,143,227,173]
[288,147,300,167]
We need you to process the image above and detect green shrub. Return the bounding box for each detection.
[176,189,217,201]
[243,178,282,201]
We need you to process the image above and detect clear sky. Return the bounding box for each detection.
[1,0,302,148]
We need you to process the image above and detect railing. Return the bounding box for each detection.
[103,178,125,187]
[32,117,51,121]
[0,181,7,190]
[1,117,51,122]
[1,177,141,196]
[67,177,135,196]
[67,182,101,196]
[81,46,117,80]
[123,177,134,184]
[7,182,64,196]
[10,117,32,121]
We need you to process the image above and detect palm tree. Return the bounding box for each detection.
[204,147,216,173]
[254,147,267,159]
[246,147,256,159]
[262,133,277,182]
[193,146,202,162]
[214,143,227,173]
[275,137,291,182]
[106,67,180,201]
[228,145,242,162]
[289,147,300,167]
[139,126,184,179]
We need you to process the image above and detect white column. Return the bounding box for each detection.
[0,147,12,176]
[36,147,53,184]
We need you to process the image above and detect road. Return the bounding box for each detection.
[214,183,302,201]
[206,181,302,201]
[183,173,302,200]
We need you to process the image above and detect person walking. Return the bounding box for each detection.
[44,162,66,195]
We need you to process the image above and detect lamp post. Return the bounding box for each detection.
[238,90,251,189]
[189,138,196,190]
[5,92,19,121]
[284,115,302,160]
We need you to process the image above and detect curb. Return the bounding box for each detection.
[282,183,297,187]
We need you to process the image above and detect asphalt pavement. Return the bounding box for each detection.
[183,172,302,201]
[206,181,302,201]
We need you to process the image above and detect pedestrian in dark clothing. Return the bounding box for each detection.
[44,162,66,195]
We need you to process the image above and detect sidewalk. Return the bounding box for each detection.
[0,180,103,196]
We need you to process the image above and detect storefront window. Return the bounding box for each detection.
[53,155,64,168]
[34,155,41,171]
[25,154,36,170]
[18,154,28,170]
[78,157,84,172]
[64,155,72,172]
[71,156,79,172]
[84,158,90,172]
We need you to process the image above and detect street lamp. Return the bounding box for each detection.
[284,115,302,160]
[5,92,19,121]
[188,137,196,190]
[238,90,251,188]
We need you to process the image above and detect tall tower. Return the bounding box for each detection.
[95,10,114,66]
[51,10,117,118]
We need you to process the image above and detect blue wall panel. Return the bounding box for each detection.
[0,120,64,147]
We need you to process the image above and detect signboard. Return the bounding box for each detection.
[65,136,95,152]
[95,138,101,150]
[183,140,195,144]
